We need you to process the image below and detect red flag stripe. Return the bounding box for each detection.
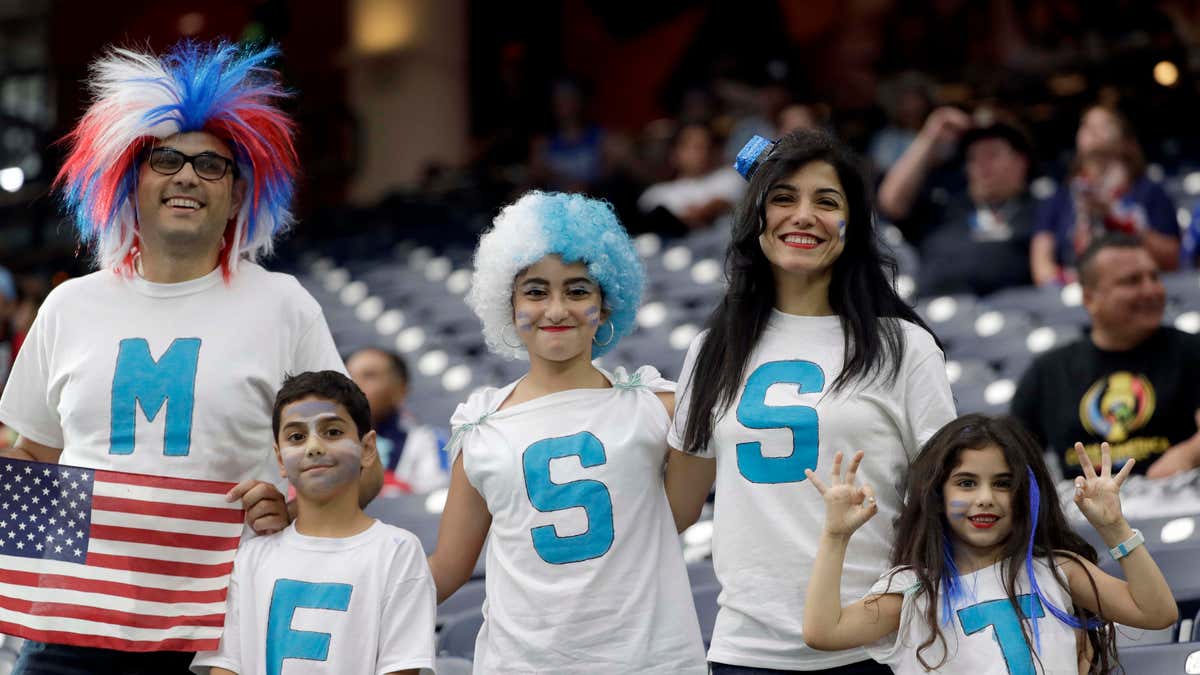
[90,524,240,551]
[0,568,229,605]
[86,552,234,579]
[91,496,243,524]
[94,470,236,495]
[0,593,225,630]
[0,620,217,652]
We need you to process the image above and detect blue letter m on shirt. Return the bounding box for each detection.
[110,338,201,456]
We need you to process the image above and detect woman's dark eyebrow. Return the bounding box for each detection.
[564,277,596,286]
[768,183,797,193]
[519,277,549,287]
[815,187,846,199]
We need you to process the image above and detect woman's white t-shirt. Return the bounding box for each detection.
[669,312,956,670]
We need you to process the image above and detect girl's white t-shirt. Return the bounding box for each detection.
[866,558,1081,675]
[450,366,706,674]
[669,312,956,670]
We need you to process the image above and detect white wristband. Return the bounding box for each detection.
[1108,528,1144,561]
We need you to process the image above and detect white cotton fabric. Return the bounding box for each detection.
[669,312,956,670]
[450,365,706,674]
[865,558,1079,674]
[191,521,436,675]
[0,263,344,490]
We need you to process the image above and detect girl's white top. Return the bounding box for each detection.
[450,365,706,674]
[866,557,1080,675]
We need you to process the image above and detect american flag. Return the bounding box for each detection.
[0,457,244,652]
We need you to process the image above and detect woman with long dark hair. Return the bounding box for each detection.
[666,129,956,673]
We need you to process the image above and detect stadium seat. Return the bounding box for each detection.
[434,656,474,675]
[943,310,1035,366]
[438,608,484,659]
[365,495,442,553]
[1100,546,1200,605]
[1115,641,1200,674]
[984,285,1089,327]
[1115,622,1177,649]
[440,578,487,626]
[1161,270,1200,304]
[915,294,981,345]
[686,559,718,591]
[692,584,721,647]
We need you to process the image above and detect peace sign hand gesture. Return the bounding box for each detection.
[806,451,878,538]
[1073,441,1135,532]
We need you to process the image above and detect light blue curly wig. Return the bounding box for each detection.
[466,191,644,360]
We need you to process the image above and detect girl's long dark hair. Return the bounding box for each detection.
[681,129,938,455]
[886,414,1117,672]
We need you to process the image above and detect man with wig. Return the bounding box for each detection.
[0,41,380,672]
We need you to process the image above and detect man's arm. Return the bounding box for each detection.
[1145,409,1200,479]
[877,107,971,222]
[2,436,62,464]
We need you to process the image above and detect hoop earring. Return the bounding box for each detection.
[593,320,615,347]
[501,323,523,349]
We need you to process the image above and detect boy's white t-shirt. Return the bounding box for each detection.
[191,520,436,675]
[865,558,1081,675]
[0,264,344,490]
[668,312,956,670]
[450,366,707,674]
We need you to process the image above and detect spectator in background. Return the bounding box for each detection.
[0,266,17,393]
[867,71,935,174]
[346,347,449,495]
[1012,234,1200,480]
[529,78,607,193]
[1031,104,1180,285]
[637,122,745,233]
[878,108,1037,295]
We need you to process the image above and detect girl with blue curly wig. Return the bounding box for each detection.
[428,191,707,672]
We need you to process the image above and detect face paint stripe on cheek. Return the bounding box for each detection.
[948,499,970,519]
[515,310,533,332]
[585,306,600,326]
[838,219,846,241]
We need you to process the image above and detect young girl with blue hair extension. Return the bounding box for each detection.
[803,414,1177,674]
[428,191,706,672]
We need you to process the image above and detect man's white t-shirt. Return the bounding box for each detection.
[865,559,1080,674]
[668,312,956,670]
[450,366,707,674]
[0,263,345,490]
[191,521,436,675]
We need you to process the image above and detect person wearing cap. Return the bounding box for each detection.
[878,107,1038,296]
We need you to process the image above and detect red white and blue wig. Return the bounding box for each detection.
[54,40,298,278]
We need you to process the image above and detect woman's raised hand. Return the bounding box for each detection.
[806,451,878,537]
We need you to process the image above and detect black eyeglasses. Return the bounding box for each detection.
[146,148,238,181]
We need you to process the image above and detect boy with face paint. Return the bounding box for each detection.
[193,372,435,675]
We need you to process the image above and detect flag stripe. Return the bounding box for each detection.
[90,510,245,537]
[92,481,240,509]
[0,555,231,593]
[90,523,240,552]
[0,581,225,619]
[86,552,234,579]
[0,567,228,604]
[0,590,225,628]
[94,469,235,495]
[0,618,220,652]
[92,495,244,523]
[88,537,238,566]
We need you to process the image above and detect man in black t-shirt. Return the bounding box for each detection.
[1012,233,1200,479]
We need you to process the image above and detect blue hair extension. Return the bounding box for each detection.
[1024,466,1104,641]
[940,528,968,626]
[466,191,644,360]
[733,135,777,181]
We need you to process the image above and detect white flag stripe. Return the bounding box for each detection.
[92,481,240,510]
[0,582,226,618]
[0,555,230,593]
[0,606,223,642]
[89,510,243,538]
[87,538,237,566]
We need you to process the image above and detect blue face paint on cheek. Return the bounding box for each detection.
[948,499,970,520]
[515,310,533,332]
[837,219,847,242]
[585,306,600,327]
